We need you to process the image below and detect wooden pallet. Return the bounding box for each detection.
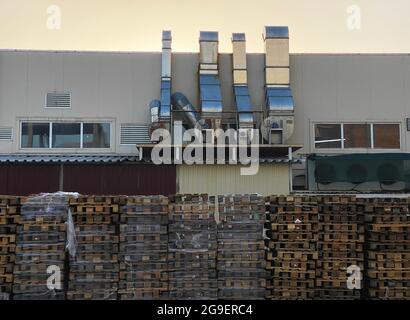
[267,251,318,261]
[67,290,118,300]
[267,260,315,271]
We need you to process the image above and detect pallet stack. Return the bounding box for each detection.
[0,196,21,300]
[13,194,68,300]
[118,196,169,300]
[265,195,318,300]
[217,194,266,300]
[316,195,364,299]
[363,197,410,300]
[168,194,217,300]
[67,196,119,300]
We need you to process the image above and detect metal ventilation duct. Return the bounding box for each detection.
[159,30,172,121]
[171,92,205,130]
[262,26,295,143]
[199,31,223,128]
[232,33,254,129]
[263,26,294,114]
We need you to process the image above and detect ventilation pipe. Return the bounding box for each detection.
[231,33,254,129]
[149,30,172,130]
[171,92,205,130]
[159,30,172,121]
[261,26,295,144]
[198,31,223,130]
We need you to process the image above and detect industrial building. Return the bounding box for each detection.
[1,26,409,194]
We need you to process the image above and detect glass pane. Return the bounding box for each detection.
[52,123,81,148]
[21,123,50,148]
[373,124,400,149]
[344,124,371,148]
[314,124,342,149]
[83,123,111,148]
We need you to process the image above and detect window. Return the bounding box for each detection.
[314,123,400,150]
[52,123,81,148]
[21,122,111,149]
[83,123,110,148]
[373,124,400,149]
[314,124,342,149]
[21,123,50,148]
[344,124,371,148]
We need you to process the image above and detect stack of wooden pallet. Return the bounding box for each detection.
[118,196,169,300]
[67,196,119,300]
[362,197,410,299]
[0,196,21,300]
[217,194,266,300]
[265,195,318,300]
[316,195,364,299]
[168,194,217,300]
[13,194,68,300]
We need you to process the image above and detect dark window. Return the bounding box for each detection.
[21,123,50,148]
[373,124,400,149]
[83,123,111,148]
[344,124,371,148]
[314,124,342,149]
[52,123,81,148]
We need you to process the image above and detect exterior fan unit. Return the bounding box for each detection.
[314,162,337,185]
[377,163,400,185]
[346,164,367,184]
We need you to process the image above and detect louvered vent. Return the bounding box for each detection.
[0,127,13,140]
[120,124,153,145]
[46,92,71,108]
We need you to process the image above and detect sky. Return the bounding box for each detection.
[0,0,409,53]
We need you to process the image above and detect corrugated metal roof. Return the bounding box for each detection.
[0,154,299,164]
[0,155,139,163]
[260,157,301,164]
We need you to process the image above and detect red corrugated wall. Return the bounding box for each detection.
[63,164,176,195]
[0,164,60,195]
[0,163,176,196]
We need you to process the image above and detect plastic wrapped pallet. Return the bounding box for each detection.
[217,194,267,300]
[0,196,22,300]
[168,194,217,300]
[118,195,169,300]
[67,196,119,300]
[13,193,69,300]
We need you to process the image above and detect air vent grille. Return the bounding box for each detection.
[120,124,153,145]
[0,127,13,140]
[46,92,71,108]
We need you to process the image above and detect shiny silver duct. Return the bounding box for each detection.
[262,26,295,144]
[159,30,172,121]
[232,33,254,129]
[199,31,223,129]
[171,92,205,130]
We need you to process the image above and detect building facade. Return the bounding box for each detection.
[1,32,408,194]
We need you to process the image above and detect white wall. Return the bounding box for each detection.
[1,51,410,156]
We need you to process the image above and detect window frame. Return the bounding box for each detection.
[20,121,112,150]
[313,122,401,151]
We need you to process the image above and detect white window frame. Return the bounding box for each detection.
[20,121,112,150]
[313,122,401,151]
